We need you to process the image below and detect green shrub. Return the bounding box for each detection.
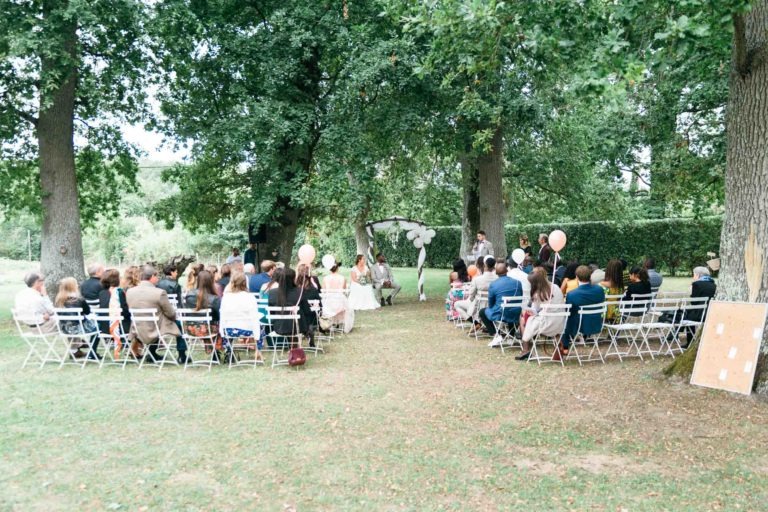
[324,217,722,274]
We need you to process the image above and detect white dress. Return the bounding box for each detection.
[348,266,381,311]
[322,273,355,333]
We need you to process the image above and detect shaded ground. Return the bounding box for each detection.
[1,264,765,511]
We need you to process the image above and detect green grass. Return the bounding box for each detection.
[2,262,765,511]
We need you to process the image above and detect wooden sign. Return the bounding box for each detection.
[691,301,768,395]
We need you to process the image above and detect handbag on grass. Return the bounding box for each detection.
[288,346,306,366]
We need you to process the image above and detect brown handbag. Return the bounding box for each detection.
[288,347,306,366]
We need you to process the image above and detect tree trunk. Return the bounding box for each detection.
[670,3,768,394]
[265,204,301,265]
[37,1,85,295]
[459,153,480,262]
[477,126,507,261]
[354,213,371,262]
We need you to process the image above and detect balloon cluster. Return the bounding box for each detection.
[406,225,436,249]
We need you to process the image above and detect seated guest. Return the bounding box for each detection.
[322,261,354,334]
[185,263,204,293]
[522,255,534,274]
[644,258,663,290]
[517,267,566,361]
[157,264,183,308]
[371,253,400,307]
[219,272,261,360]
[559,262,580,297]
[507,258,531,296]
[262,267,283,293]
[556,265,605,361]
[123,265,141,290]
[126,265,185,363]
[98,268,131,345]
[55,277,99,360]
[80,263,105,302]
[14,272,56,334]
[267,267,311,346]
[474,256,485,276]
[478,262,523,347]
[623,266,652,302]
[591,268,605,285]
[216,264,232,296]
[250,260,276,293]
[296,264,322,346]
[455,257,498,323]
[600,259,625,323]
[553,257,568,286]
[680,266,717,348]
[446,259,470,320]
[244,262,257,288]
[185,270,222,356]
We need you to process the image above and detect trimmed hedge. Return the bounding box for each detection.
[326,217,722,275]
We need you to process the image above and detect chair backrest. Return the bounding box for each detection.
[649,298,680,314]
[651,286,660,294]
[167,293,178,304]
[576,302,607,335]
[617,299,650,319]
[628,293,654,301]
[53,307,97,336]
[662,291,688,298]
[539,303,572,318]
[90,307,124,323]
[85,299,100,308]
[176,308,212,324]
[11,308,49,338]
[500,296,525,309]
[266,305,300,321]
[679,297,709,312]
[307,299,321,313]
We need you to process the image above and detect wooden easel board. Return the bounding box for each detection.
[691,301,768,395]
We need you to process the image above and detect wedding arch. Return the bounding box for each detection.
[365,216,435,301]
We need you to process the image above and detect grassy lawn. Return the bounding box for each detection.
[1,260,766,511]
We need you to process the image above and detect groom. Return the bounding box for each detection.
[372,253,401,306]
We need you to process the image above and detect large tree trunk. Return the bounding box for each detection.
[671,3,768,394]
[459,154,480,263]
[354,213,371,262]
[265,206,301,265]
[477,126,507,261]
[37,1,85,295]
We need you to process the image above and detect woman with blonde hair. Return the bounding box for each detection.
[220,271,262,361]
[55,277,99,360]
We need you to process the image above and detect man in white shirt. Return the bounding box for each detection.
[508,263,531,296]
[226,248,243,265]
[14,272,57,333]
[455,257,499,322]
[371,253,401,306]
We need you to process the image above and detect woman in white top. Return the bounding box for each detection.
[322,262,354,333]
[347,254,380,311]
[219,272,262,358]
[517,267,566,360]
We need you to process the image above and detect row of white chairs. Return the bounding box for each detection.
[450,291,709,366]
[14,289,351,371]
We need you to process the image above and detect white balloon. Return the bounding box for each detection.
[321,254,336,270]
[426,228,436,238]
[511,248,526,265]
[406,230,417,241]
[413,238,424,249]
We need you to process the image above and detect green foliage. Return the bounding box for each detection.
[344,217,722,273]
[0,212,40,261]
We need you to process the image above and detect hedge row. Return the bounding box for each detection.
[328,216,723,275]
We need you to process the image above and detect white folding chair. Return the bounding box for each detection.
[674,297,710,346]
[90,308,134,368]
[320,289,346,338]
[493,296,525,354]
[643,298,682,357]
[53,307,101,369]
[265,306,302,369]
[85,298,100,309]
[604,300,652,361]
[468,291,490,341]
[527,303,572,366]
[220,311,263,369]
[177,308,221,371]
[306,299,327,355]
[12,309,62,369]
[566,302,607,365]
[129,308,179,370]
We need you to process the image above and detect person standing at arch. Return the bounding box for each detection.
[372,253,401,306]
[537,233,552,264]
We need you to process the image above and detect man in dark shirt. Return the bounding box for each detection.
[244,243,257,267]
[156,264,183,309]
[80,263,105,301]
[250,260,276,293]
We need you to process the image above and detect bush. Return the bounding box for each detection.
[340,217,722,274]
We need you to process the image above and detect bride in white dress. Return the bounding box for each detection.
[347,255,381,311]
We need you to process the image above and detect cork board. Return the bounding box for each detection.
[691,301,768,395]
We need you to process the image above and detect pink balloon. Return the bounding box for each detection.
[297,244,316,264]
[549,230,567,253]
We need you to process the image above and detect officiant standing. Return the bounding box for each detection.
[372,253,401,307]
[472,230,494,260]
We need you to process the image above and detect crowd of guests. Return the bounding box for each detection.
[13,257,335,365]
[447,231,718,361]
